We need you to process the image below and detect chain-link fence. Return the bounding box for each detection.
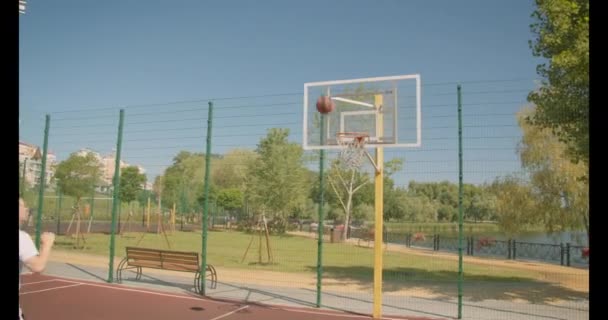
[19,78,588,320]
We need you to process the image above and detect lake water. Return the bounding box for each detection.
[401,230,589,247]
[485,231,588,246]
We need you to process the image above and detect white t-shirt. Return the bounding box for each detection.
[19,230,38,320]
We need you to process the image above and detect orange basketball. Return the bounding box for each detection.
[316,96,335,114]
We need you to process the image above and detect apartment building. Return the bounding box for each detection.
[19,143,147,191]
[19,141,56,187]
[74,148,146,190]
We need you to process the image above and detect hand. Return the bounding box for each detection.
[40,232,55,248]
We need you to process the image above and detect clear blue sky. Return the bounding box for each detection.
[19,0,543,186]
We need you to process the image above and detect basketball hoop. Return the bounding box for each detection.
[336,132,369,170]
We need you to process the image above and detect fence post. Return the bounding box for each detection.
[56,188,62,235]
[566,243,571,267]
[508,239,512,260]
[107,109,124,283]
[560,243,565,266]
[470,236,474,256]
[512,240,517,260]
[35,114,51,249]
[201,101,214,294]
[436,234,440,251]
[87,189,95,233]
[316,111,327,308]
[456,84,464,320]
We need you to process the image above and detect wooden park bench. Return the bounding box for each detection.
[116,246,217,294]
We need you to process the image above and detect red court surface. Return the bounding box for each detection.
[19,273,447,320]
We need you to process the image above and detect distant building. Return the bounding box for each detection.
[20,144,148,192]
[73,148,147,191]
[19,141,56,187]
[19,0,26,14]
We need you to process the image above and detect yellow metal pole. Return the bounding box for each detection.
[172,202,176,233]
[146,197,151,229]
[373,94,384,319]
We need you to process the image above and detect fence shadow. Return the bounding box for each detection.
[307,265,588,304]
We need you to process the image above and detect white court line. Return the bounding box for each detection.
[20,283,83,295]
[24,276,412,320]
[208,305,249,320]
[20,279,62,286]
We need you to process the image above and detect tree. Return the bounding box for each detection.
[352,203,374,224]
[119,166,146,203]
[326,160,371,240]
[527,0,589,165]
[119,166,146,215]
[54,152,102,244]
[137,189,155,208]
[517,106,589,242]
[162,151,225,215]
[487,175,536,237]
[400,194,438,222]
[384,187,409,221]
[407,181,459,222]
[216,188,243,212]
[54,153,102,206]
[246,128,309,233]
[213,149,258,191]
[463,184,495,223]
[327,158,403,239]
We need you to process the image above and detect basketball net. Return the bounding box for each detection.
[336,132,369,170]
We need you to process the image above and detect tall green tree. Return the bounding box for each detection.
[400,193,438,222]
[119,166,146,214]
[54,153,102,208]
[246,128,309,233]
[527,0,589,165]
[407,181,459,221]
[216,188,243,212]
[517,106,589,242]
[487,175,536,237]
[463,184,495,223]
[213,149,258,191]
[162,151,222,214]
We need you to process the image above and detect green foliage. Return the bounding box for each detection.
[352,203,374,223]
[383,187,407,221]
[527,0,589,165]
[517,106,589,238]
[118,166,146,204]
[216,188,243,211]
[462,184,496,222]
[290,198,317,221]
[487,175,537,237]
[401,194,439,222]
[246,128,309,231]
[54,153,102,202]
[213,149,258,190]
[162,151,206,209]
[137,189,155,207]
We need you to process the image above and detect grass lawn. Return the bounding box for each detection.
[52,229,542,286]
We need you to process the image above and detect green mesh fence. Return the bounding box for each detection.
[19,78,588,319]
